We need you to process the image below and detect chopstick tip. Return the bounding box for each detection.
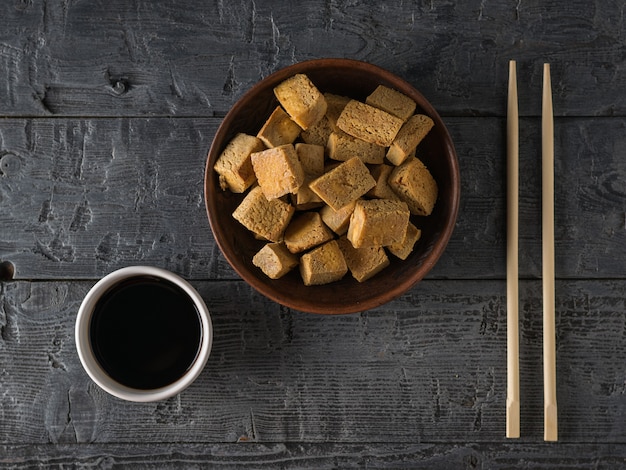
[509,60,517,77]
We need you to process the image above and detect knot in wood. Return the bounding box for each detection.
[111,79,129,95]
[0,153,22,177]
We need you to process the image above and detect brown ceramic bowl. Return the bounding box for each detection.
[204,58,460,314]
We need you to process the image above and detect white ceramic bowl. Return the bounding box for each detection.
[75,266,213,402]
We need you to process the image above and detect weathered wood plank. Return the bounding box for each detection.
[2,442,626,469]
[1,279,625,444]
[1,117,625,280]
[1,0,624,117]
[439,115,626,280]
[0,117,230,280]
[1,0,624,466]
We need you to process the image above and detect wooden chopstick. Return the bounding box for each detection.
[542,62,558,442]
[506,60,520,439]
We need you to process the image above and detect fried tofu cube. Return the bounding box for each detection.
[299,91,351,144]
[291,143,326,209]
[284,211,334,254]
[295,143,325,177]
[337,236,390,282]
[251,144,304,200]
[274,74,327,130]
[232,186,295,242]
[386,114,434,166]
[253,243,299,279]
[387,222,422,260]
[213,133,265,193]
[336,100,404,146]
[292,184,324,210]
[257,106,302,148]
[327,131,385,164]
[319,200,356,235]
[309,157,376,211]
[299,240,348,286]
[300,114,333,146]
[324,93,351,131]
[366,164,402,201]
[365,85,417,121]
[347,199,410,248]
[388,157,438,216]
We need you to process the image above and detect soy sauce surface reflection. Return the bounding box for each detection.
[89,276,202,390]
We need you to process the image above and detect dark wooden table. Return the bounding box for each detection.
[2,1,626,468]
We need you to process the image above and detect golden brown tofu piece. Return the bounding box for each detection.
[295,143,325,177]
[309,157,376,211]
[365,85,417,121]
[290,143,326,209]
[299,240,348,286]
[388,157,438,216]
[319,200,357,235]
[253,242,299,279]
[347,199,410,248]
[366,164,402,201]
[284,211,334,254]
[232,186,295,242]
[257,106,302,148]
[386,114,434,166]
[387,222,422,260]
[327,131,385,164]
[274,74,327,130]
[324,93,351,131]
[251,144,305,200]
[337,236,390,282]
[336,100,404,146]
[213,133,265,193]
[292,183,324,210]
[300,114,333,147]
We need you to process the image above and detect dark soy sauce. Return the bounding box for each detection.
[89,275,202,390]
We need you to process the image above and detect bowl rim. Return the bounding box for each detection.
[204,58,460,314]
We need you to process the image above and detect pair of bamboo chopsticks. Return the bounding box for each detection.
[506,60,557,442]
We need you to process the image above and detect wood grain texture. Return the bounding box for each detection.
[2,442,626,469]
[0,0,624,117]
[1,280,625,445]
[1,117,626,280]
[2,0,626,466]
